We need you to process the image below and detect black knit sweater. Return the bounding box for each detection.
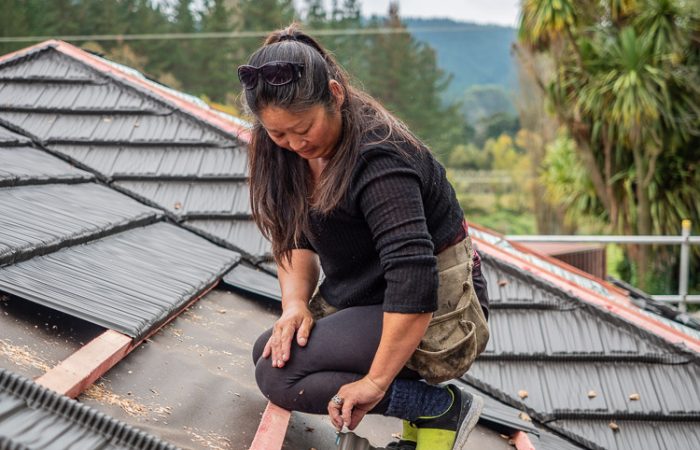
[298,141,467,313]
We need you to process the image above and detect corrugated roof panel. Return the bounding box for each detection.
[185,219,271,257]
[484,308,667,357]
[0,112,229,145]
[0,126,30,145]
[0,49,98,82]
[115,180,250,217]
[0,183,159,266]
[550,419,700,450]
[222,263,281,301]
[467,360,700,417]
[0,83,169,114]
[0,146,93,186]
[52,145,248,178]
[0,368,178,449]
[0,222,239,338]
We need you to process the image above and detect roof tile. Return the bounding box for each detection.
[0,222,239,338]
[0,146,93,187]
[0,183,159,266]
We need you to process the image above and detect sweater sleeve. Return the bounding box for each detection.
[291,231,315,252]
[354,150,438,313]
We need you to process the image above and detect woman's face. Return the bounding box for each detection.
[259,103,342,161]
[258,80,345,161]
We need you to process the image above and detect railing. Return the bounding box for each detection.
[506,220,698,312]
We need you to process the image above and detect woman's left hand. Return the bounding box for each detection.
[328,377,387,431]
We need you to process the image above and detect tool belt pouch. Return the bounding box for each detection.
[308,286,337,321]
[406,236,490,384]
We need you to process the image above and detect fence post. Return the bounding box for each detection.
[679,220,691,312]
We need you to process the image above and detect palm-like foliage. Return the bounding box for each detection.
[520,0,700,288]
[519,0,579,49]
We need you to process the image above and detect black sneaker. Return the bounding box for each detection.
[385,439,417,450]
[413,384,484,450]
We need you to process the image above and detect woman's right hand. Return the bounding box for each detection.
[262,300,314,368]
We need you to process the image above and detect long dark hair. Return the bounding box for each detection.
[243,24,423,265]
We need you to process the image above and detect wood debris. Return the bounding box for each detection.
[498,279,508,287]
[629,393,640,401]
[587,390,597,399]
[518,389,529,399]
[183,426,232,450]
[608,421,620,432]
[0,339,52,372]
[519,411,532,422]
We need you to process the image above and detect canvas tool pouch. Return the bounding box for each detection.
[307,236,489,384]
[405,235,490,383]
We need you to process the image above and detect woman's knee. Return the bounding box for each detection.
[254,360,300,410]
[252,328,272,364]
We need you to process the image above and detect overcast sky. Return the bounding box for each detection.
[325,0,520,27]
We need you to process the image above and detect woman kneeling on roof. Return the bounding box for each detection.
[244,24,490,450]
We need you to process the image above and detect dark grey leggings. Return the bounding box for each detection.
[252,266,489,415]
[252,303,420,414]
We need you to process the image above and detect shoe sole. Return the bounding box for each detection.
[452,394,484,450]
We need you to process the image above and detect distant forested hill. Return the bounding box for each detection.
[404,18,518,99]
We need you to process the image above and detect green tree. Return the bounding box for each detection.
[363,2,468,162]
[518,0,700,289]
[198,0,237,102]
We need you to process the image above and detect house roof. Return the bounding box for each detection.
[1,39,698,450]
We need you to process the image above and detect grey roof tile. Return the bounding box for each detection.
[114,180,250,217]
[259,261,278,275]
[0,82,169,114]
[0,49,98,82]
[0,183,159,266]
[484,308,669,358]
[0,125,30,145]
[185,219,270,258]
[466,360,700,418]
[0,368,178,449]
[0,112,229,145]
[0,146,93,187]
[549,419,700,450]
[222,263,281,301]
[482,258,564,307]
[52,144,248,178]
[0,222,240,338]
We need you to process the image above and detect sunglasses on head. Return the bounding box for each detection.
[237,61,304,90]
